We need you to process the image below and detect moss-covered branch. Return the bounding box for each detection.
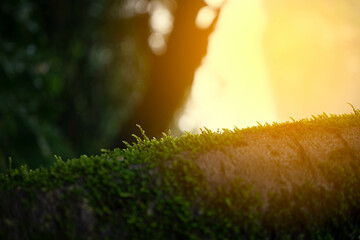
[1,110,360,239]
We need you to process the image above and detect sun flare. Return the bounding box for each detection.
[179,0,277,132]
[178,0,360,132]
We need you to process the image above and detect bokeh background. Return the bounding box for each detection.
[1,0,360,171]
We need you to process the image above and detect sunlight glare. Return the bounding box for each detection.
[263,0,360,121]
[196,6,217,29]
[179,0,278,132]
[178,0,360,133]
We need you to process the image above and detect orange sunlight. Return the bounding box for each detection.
[178,0,277,132]
[178,0,360,132]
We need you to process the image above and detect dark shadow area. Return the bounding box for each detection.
[0,0,221,171]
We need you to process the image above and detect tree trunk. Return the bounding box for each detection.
[114,0,220,147]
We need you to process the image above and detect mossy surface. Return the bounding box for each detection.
[1,110,360,239]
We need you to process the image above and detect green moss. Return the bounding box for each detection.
[1,112,360,239]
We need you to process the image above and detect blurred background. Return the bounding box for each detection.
[1,0,360,171]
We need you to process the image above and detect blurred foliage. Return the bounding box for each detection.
[0,0,151,171]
